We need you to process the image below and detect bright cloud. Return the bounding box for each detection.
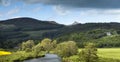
[6,7,20,16]
[33,7,41,12]
[53,5,70,15]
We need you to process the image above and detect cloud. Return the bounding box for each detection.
[0,14,2,17]
[102,9,120,15]
[53,5,70,15]
[21,0,120,9]
[1,0,120,9]
[0,0,11,6]
[6,7,19,16]
[79,9,98,15]
[0,12,2,17]
[21,0,120,15]
[114,15,120,20]
[1,0,120,15]
[0,11,4,17]
[79,9,120,16]
[33,7,41,12]
[11,16,22,18]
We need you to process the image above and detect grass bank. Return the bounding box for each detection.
[0,51,45,62]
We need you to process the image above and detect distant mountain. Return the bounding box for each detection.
[71,21,80,25]
[50,22,120,37]
[0,17,64,31]
[0,17,120,48]
[0,17,65,48]
[48,21,59,24]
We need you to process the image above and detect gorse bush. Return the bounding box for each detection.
[0,51,11,56]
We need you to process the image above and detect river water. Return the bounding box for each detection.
[24,54,61,62]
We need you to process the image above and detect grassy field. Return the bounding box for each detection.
[98,48,120,60]
[79,48,120,60]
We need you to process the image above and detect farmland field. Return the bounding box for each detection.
[79,48,120,60]
[98,48,120,60]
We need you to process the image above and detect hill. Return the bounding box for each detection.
[0,17,64,48]
[45,22,120,38]
[0,17,64,31]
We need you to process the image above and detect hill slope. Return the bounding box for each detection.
[0,17,64,31]
[0,17,64,48]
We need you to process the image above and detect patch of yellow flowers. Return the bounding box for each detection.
[0,51,12,56]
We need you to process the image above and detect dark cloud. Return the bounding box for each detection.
[0,0,2,4]
[22,0,120,9]
[1,0,120,9]
[0,0,11,6]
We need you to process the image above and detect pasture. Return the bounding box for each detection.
[98,48,120,59]
[79,48,120,60]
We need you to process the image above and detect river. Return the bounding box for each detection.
[24,54,61,62]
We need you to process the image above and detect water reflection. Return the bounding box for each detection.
[24,54,61,62]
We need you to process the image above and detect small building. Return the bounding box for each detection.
[106,32,111,36]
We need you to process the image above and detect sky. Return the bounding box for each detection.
[0,0,120,25]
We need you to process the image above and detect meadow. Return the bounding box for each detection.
[98,48,120,60]
[78,48,120,62]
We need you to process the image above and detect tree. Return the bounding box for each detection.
[55,41,78,57]
[79,43,98,62]
[32,43,42,57]
[40,38,53,52]
[20,40,35,52]
[51,40,57,49]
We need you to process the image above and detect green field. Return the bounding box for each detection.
[98,48,120,59]
[79,48,120,60]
